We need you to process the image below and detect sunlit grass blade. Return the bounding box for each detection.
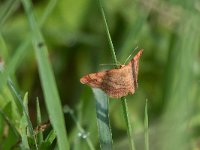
[36,98,43,144]
[63,105,95,150]
[21,0,69,149]
[92,88,113,150]
[144,99,149,150]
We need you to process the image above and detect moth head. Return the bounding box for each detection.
[119,64,125,68]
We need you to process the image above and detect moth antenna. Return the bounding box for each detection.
[123,46,138,65]
[100,64,118,66]
[100,61,121,67]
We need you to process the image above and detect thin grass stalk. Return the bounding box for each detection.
[97,0,136,149]
[97,0,118,65]
[144,99,149,150]
[121,97,135,150]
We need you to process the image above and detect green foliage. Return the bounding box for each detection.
[92,88,113,150]
[0,0,200,149]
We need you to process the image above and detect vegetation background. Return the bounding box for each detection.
[0,0,200,149]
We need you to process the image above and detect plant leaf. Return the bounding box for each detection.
[92,88,113,150]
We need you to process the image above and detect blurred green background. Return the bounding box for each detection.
[0,0,200,149]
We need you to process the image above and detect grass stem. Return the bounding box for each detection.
[144,99,149,150]
[97,0,118,65]
[98,0,136,149]
[121,97,136,150]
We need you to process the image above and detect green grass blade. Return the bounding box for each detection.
[92,88,113,150]
[39,130,56,149]
[36,98,43,144]
[20,0,69,149]
[144,99,149,150]
[121,97,135,150]
[7,81,37,147]
[97,0,118,65]
[44,129,56,144]
[97,0,136,149]
[63,105,95,150]
[20,118,29,149]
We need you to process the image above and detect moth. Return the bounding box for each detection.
[80,50,143,98]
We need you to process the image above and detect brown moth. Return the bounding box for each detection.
[80,50,143,98]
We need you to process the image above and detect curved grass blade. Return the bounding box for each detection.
[21,0,69,149]
[92,88,113,150]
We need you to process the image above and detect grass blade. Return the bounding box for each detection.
[121,97,135,150]
[36,98,43,144]
[144,99,149,150]
[97,0,118,65]
[40,130,56,149]
[21,0,70,149]
[20,93,30,149]
[92,88,113,150]
[7,81,37,148]
[97,0,136,149]
[44,129,56,144]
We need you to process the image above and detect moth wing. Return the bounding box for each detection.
[100,66,134,98]
[80,71,106,88]
[128,50,143,88]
